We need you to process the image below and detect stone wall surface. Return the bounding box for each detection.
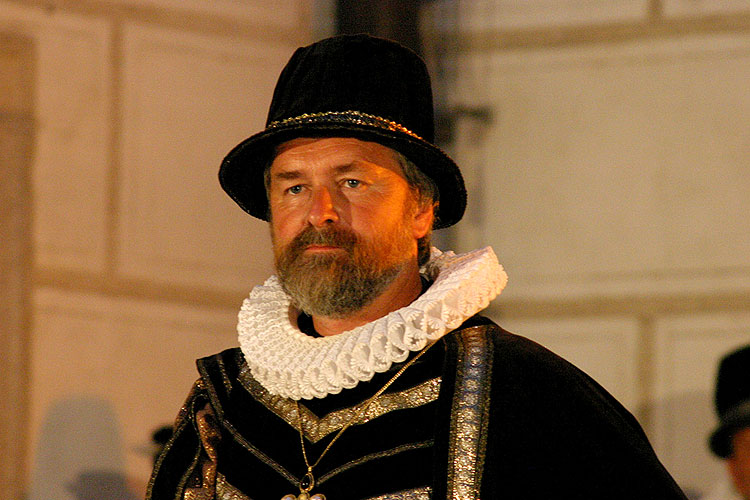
[2,0,749,498]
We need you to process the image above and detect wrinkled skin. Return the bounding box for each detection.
[267,137,433,336]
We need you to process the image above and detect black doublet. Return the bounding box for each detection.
[147,316,688,500]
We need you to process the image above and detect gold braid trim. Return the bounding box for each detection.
[239,365,441,443]
[446,326,493,500]
[317,440,433,486]
[364,486,432,500]
[216,474,252,500]
[267,110,424,141]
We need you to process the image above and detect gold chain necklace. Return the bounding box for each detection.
[281,341,436,500]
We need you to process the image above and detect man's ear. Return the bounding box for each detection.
[412,202,435,239]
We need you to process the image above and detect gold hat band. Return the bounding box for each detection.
[267,110,424,141]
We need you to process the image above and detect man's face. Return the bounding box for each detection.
[729,427,750,500]
[267,137,431,318]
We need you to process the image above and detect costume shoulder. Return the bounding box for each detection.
[146,348,246,500]
[195,347,246,408]
[445,316,688,500]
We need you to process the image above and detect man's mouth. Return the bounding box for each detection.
[304,244,344,253]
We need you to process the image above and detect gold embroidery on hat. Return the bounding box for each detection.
[267,110,424,141]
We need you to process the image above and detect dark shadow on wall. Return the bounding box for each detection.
[27,397,139,500]
[67,470,138,500]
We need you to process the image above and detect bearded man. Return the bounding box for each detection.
[147,34,688,500]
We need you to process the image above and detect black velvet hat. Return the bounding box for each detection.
[219,34,466,229]
[709,344,750,457]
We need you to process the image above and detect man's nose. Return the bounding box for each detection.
[308,187,339,227]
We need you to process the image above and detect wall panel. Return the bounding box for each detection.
[652,313,750,496]
[0,4,112,274]
[452,34,750,303]
[118,23,294,292]
[30,288,239,497]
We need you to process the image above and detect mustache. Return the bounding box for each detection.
[286,226,360,255]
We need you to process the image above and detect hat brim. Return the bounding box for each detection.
[219,122,466,229]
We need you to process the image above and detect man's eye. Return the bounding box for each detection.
[344,179,361,188]
[287,185,303,194]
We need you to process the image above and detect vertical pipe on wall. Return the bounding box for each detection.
[335,0,424,54]
[0,33,35,500]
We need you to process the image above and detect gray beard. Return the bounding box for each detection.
[273,224,411,319]
[278,252,403,318]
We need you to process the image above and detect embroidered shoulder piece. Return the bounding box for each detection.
[239,364,442,443]
[237,247,507,400]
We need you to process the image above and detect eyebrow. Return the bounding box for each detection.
[272,162,362,182]
[272,170,304,181]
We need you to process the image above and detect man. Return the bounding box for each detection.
[147,34,687,500]
[703,345,750,500]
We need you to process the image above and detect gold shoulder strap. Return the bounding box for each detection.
[446,326,494,500]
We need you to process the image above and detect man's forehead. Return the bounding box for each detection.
[274,136,397,158]
[270,136,404,174]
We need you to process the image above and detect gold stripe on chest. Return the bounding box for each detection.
[240,366,441,443]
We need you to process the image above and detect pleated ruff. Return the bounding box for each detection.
[237,247,507,400]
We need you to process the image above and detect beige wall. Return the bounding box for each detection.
[422,1,750,497]
[0,1,312,498]
[2,0,749,498]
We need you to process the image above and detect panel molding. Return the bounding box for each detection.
[423,0,649,32]
[664,0,750,18]
[422,8,750,52]
[448,33,750,303]
[59,0,306,29]
[0,32,35,500]
[116,21,293,292]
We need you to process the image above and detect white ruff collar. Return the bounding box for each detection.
[237,247,508,400]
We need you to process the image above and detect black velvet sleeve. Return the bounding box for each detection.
[480,327,688,499]
[146,380,207,500]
